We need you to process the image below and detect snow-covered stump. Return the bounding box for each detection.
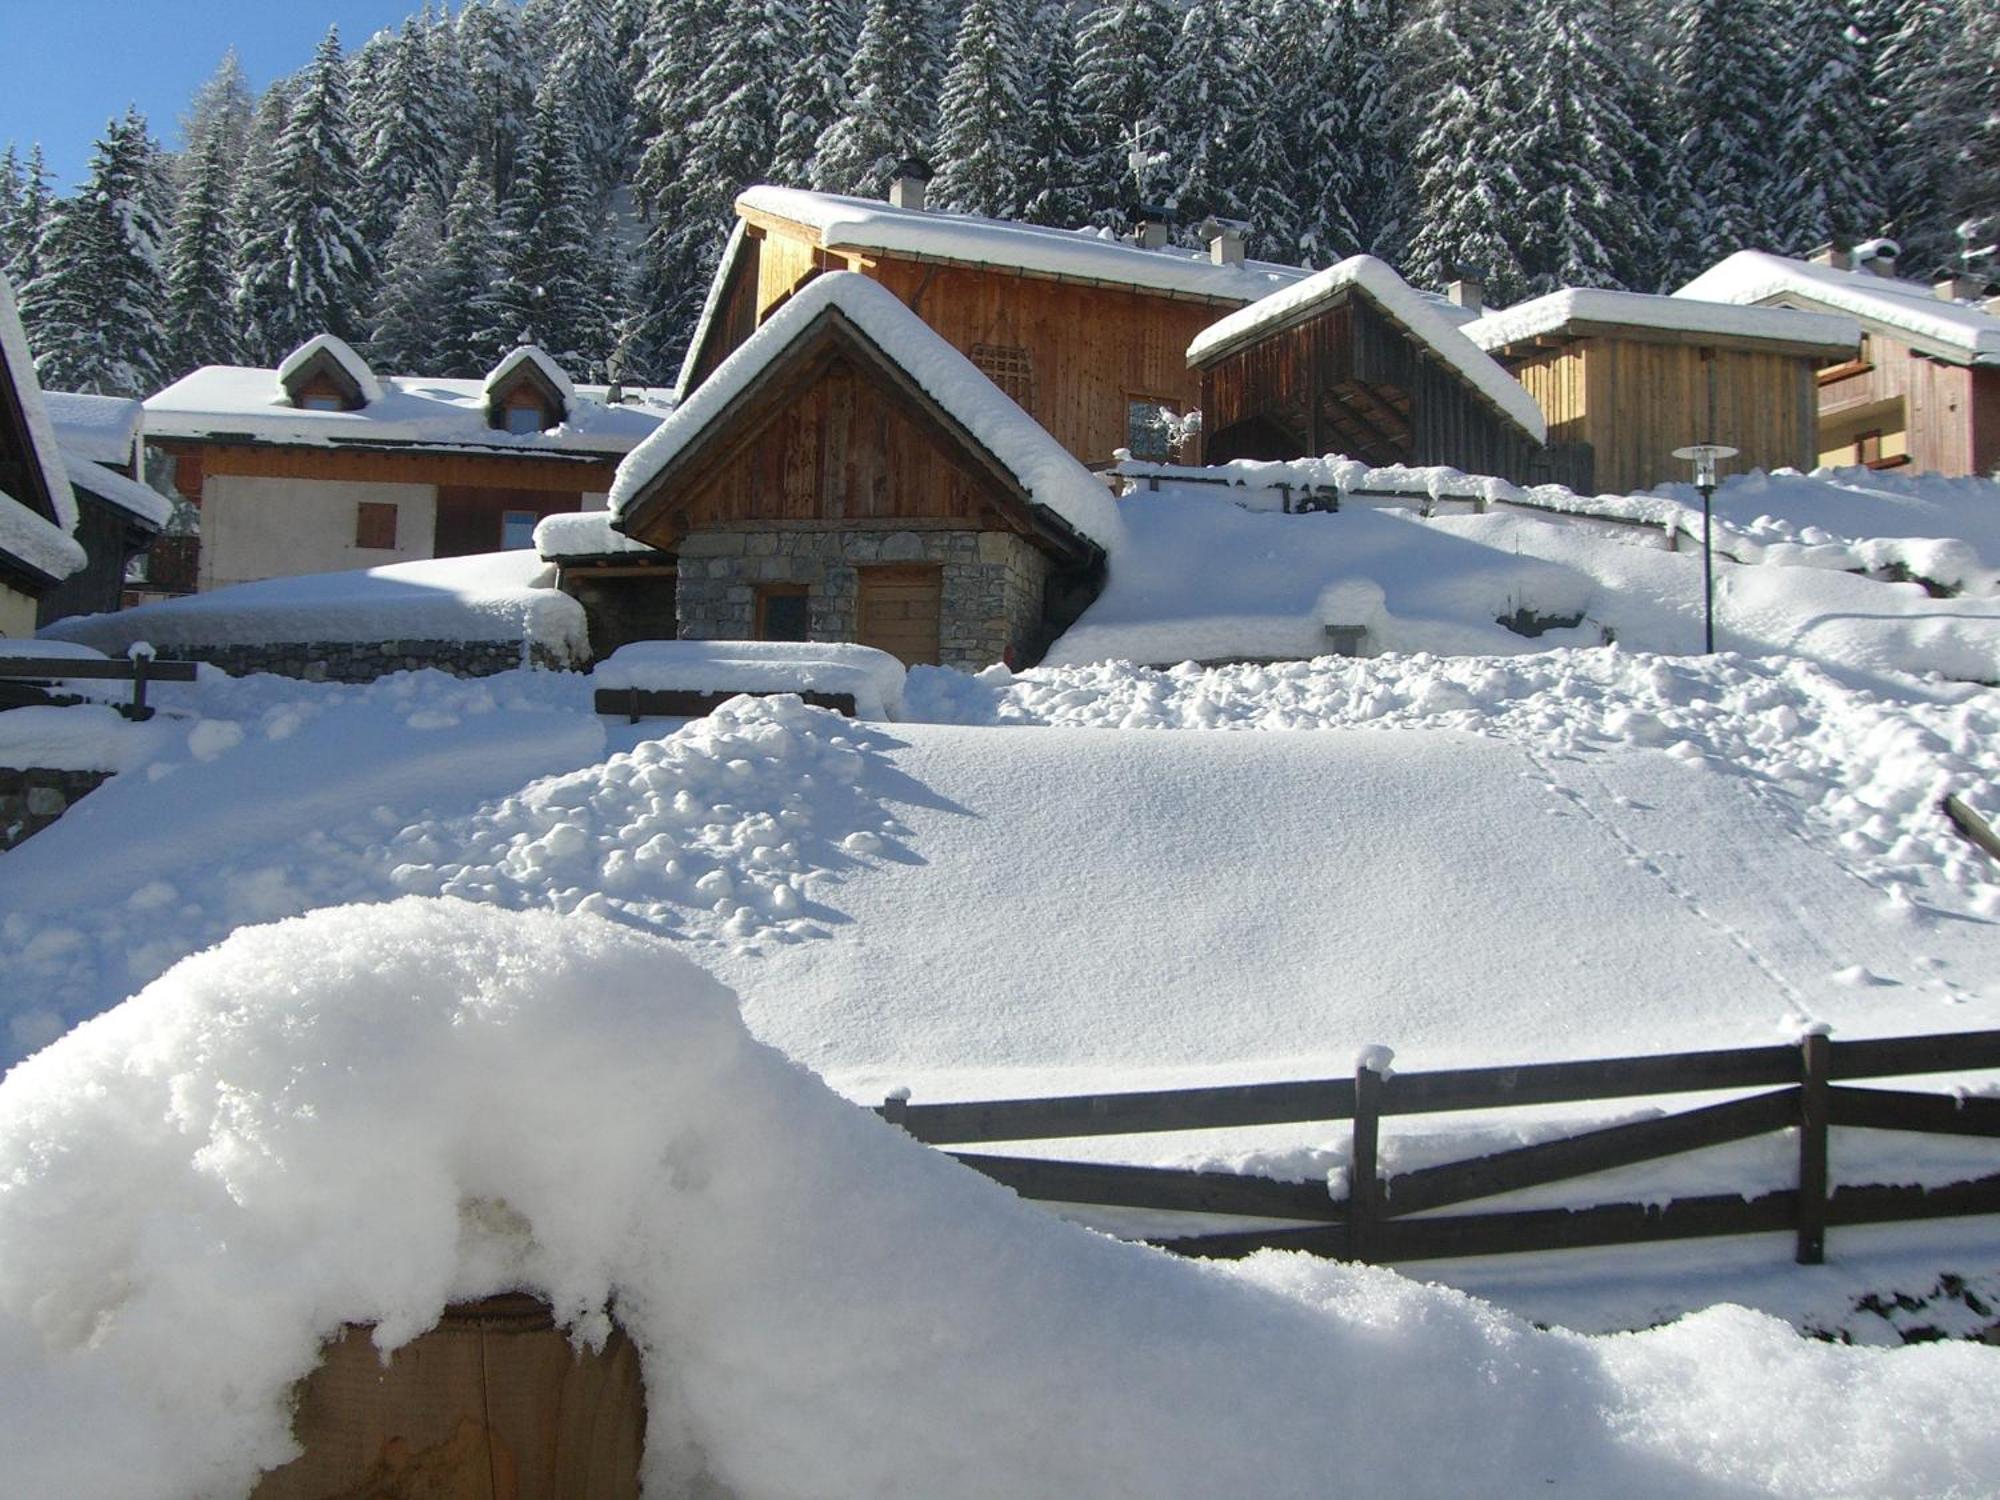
[249,1293,643,1500]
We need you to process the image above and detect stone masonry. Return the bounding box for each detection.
[1,767,112,851]
[675,524,1051,670]
[163,638,574,683]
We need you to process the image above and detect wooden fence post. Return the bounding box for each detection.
[1350,1058,1386,1263]
[1796,1029,1831,1265]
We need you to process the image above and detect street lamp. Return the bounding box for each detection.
[1672,443,1738,654]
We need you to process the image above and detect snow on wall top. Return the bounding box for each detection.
[146,365,670,456]
[42,549,588,659]
[1463,288,1860,356]
[58,447,171,529]
[483,344,576,409]
[1676,252,2000,365]
[42,392,142,469]
[737,185,1310,305]
[1186,256,1548,442]
[0,273,83,585]
[593,639,907,718]
[533,508,663,559]
[274,334,385,406]
[610,272,1123,552]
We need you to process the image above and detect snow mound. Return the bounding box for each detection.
[594,639,906,719]
[3,897,1996,1499]
[41,550,589,662]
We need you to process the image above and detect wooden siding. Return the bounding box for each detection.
[435,486,582,556]
[1199,297,1577,487]
[1508,341,1819,494]
[756,228,833,318]
[1810,331,1997,476]
[856,562,943,664]
[642,344,1023,538]
[685,233,762,392]
[153,439,620,496]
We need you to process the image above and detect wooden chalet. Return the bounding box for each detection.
[1680,245,2000,476]
[612,272,1119,670]
[144,337,668,593]
[0,273,84,636]
[39,392,171,624]
[1462,289,1861,494]
[1184,256,1584,489]
[677,174,1310,470]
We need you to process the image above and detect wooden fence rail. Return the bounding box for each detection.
[877,1028,2000,1268]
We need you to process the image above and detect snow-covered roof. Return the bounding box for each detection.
[534,508,663,560]
[0,273,84,585]
[736,185,1311,305]
[1188,256,1547,442]
[1676,251,2000,366]
[43,391,143,469]
[675,217,747,400]
[274,333,385,406]
[1463,288,1861,358]
[483,344,576,409]
[594,639,907,719]
[145,365,672,457]
[57,446,171,529]
[611,272,1123,553]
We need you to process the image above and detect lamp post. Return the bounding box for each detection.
[1671,443,1738,654]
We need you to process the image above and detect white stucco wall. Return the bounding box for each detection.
[199,477,438,591]
[0,583,37,637]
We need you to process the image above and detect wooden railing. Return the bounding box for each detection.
[0,653,197,721]
[878,1029,2000,1267]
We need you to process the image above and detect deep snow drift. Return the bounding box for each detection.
[2,898,1995,1500]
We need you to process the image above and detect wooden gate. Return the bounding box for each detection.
[855,563,942,666]
[251,1293,644,1500]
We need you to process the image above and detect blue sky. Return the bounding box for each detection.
[1,2,424,189]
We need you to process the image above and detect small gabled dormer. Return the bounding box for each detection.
[275,334,382,413]
[483,345,574,436]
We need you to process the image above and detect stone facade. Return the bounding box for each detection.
[170,638,572,683]
[1,767,112,850]
[675,524,1051,670]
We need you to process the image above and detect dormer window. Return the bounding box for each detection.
[276,335,381,413]
[482,346,574,436]
[302,393,344,413]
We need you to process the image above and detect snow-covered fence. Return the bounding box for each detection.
[879,1028,2000,1269]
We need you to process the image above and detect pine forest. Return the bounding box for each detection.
[3,0,1995,398]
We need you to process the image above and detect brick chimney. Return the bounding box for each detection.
[887,158,933,211]
[1198,216,1248,266]
[1933,269,1981,303]
[1853,238,1900,278]
[1447,264,1487,316]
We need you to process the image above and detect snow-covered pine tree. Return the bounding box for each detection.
[1073,0,1177,223]
[0,149,22,272]
[1669,0,1786,262]
[1399,0,1533,300]
[163,116,240,377]
[353,19,459,249]
[20,110,171,396]
[234,30,372,357]
[492,85,619,372]
[1516,0,1647,292]
[543,0,633,199]
[813,0,947,195]
[368,191,447,373]
[1157,0,1270,230]
[179,50,256,187]
[458,0,538,198]
[1018,3,1095,226]
[2,146,52,287]
[432,160,506,377]
[1775,0,1883,254]
[930,0,1033,216]
[1949,0,2000,262]
[1258,0,1357,263]
[771,0,858,185]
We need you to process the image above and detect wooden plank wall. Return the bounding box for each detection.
[866,258,1216,467]
[1812,333,1992,476]
[669,354,1014,529]
[154,440,620,496]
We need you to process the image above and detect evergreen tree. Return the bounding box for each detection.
[771,0,857,185]
[1331,0,1407,259]
[1950,0,2000,260]
[543,0,631,198]
[180,49,256,177]
[814,0,947,195]
[1669,0,1787,260]
[1776,0,1882,254]
[368,190,448,373]
[353,19,458,248]
[1018,3,1094,226]
[492,87,618,371]
[931,0,1033,216]
[234,28,371,355]
[2,146,53,287]
[163,116,240,376]
[433,161,506,377]
[1073,0,1177,222]
[20,110,171,396]
[1158,0,1284,239]
[458,0,538,198]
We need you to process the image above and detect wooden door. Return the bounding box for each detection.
[855,563,941,666]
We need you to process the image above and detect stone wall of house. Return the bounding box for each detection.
[675,525,1051,670]
[0,767,112,851]
[170,638,572,683]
